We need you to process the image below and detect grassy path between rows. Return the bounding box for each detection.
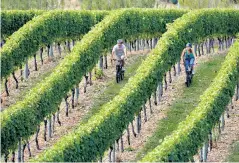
[80,54,147,125]
[22,53,147,161]
[226,141,239,162]
[136,54,226,160]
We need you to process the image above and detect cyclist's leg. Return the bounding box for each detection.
[190,58,195,74]
[184,59,190,72]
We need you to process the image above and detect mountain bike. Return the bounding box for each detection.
[185,64,193,87]
[113,59,124,83]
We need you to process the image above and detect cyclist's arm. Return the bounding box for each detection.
[180,49,185,63]
[111,46,116,60]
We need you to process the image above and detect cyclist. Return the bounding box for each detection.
[181,43,196,76]
[111,39,127,71]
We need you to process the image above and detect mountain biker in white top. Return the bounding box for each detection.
[111,39,127,71]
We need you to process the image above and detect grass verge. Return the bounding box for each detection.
[225,141,239,162]
[136,53,226,160]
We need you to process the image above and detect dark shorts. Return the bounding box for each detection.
[184,58,195,71]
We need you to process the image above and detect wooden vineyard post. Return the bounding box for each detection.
[35,125,40,150]
[52,113,56,133]
[226,105,230,118]
[48,116,52,138]
[173,65,177,76]
[5,79,9,96]
[143,105,147,122]
[24,60,29,80]
[89,71,93,86]
[67,41,71,52]
[218,121,221,135]
[148,96,153,114]
[198,43,201,56]
[235,82,239,101]
[4,151,9,162]
[44,119,47,141]
[205,40,209,54]
[84,75,88,93]
[209,131,213,151]
[164,74,167,90]
[40,47,44,65]
[11,152,15,162]
[157,82,162,105]
[58,43,61,56]
[12,72,19,89]
[211,39,215,53]
[112,143,116,162]
[154,91,157,105]
[75,85,80,106]
[177,62,181,75]
[104,55,108,69]
[116,139,120,151]
[202,140,208,162]
[99,55,103,70]
[201,43,204,55]
[18,138,22,162]
[22,142,26,162]
[27,141,31,157]
[169,70,172,83]
[136,39,139,51]
[65,96,69,117]
[57,107,61,126]
[71,88,75,109]
[127,127,130,145]
[109,146,113,162]
[49,45,54,59]
[194,43,198,57]
[120,135,124,152]
[131,122,137,137]
[34,54,38,71]
[220,112,225,131]
[160,82,163,97]
[199,147,203,162]
[47,45,50,58]
[142,39,144,51]
[137,112,142,134]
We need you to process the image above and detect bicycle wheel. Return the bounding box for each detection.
[186,75,190,87]
[121,72,124,80]
[116,74,120,83]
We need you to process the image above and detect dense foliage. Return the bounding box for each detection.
[1,10,44,39]
[1,0,64,10]
[0,9,187,158]
[0,10,108,79]
[80,0,156,9]
[178,0,238,8]
[32,9,239,162]
[141,38,239,161]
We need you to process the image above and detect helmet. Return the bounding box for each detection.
[186,43,192,48]
[117,39,123,44]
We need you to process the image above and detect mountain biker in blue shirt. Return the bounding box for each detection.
[180,43,196,75]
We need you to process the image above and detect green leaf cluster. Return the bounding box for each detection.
[1,10,44,39]
[141,38,239,161]
[0,9,187,159]
[32,9,239,162]
[0,10,108,79]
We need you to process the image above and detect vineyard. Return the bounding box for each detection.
[1,6,239,163]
